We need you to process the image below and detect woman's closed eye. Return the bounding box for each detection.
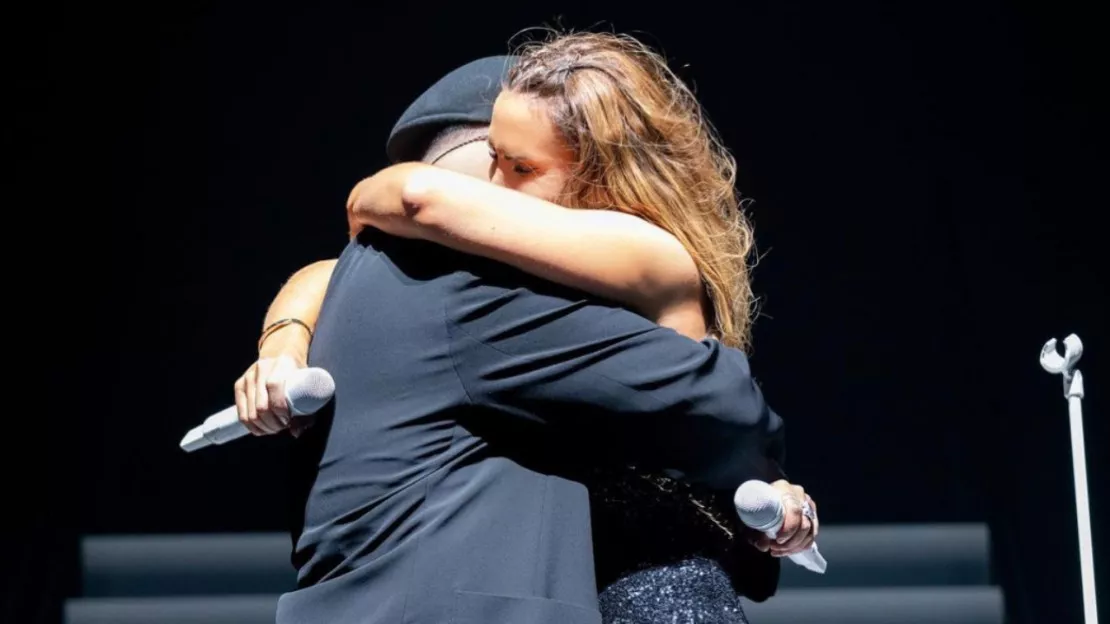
[489,147,536,176]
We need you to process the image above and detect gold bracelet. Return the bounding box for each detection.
[258,318,313,351]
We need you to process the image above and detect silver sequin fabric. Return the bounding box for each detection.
[598,557,749,624]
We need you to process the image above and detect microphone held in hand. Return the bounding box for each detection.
[734,479,827,574]
[179,368,335,452]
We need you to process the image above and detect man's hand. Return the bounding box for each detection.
[234,355,303,436]
[237,319,315,437]
[749,480,819,557]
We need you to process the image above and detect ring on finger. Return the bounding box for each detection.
[800,500,816,520]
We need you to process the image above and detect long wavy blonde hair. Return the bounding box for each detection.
[507,31,756,350]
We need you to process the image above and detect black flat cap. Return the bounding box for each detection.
[386,55,517,163]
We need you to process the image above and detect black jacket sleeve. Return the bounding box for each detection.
[447,279,785,490]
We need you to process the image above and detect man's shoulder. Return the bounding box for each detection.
[348,228,597,300]
[340,230,658,346]
[445,264,659,353]
[340,229,483,284]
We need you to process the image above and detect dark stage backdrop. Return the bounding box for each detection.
[36,2,1106,623]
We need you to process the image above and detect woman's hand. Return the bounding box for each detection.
[346,163,435,239]
[748,480,819,557]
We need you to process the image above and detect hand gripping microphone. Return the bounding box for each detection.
[734,479,827,574]
[179,368,335,452]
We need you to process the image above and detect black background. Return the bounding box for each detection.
[25,1,1107,622]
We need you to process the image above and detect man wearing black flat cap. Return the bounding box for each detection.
[238,56,787,624]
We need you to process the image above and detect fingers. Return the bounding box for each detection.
[808,495,819,541]
[774,513,813,555]
[747,485,820,558]
[773,495,803,552]
[265,373,291,428]
[254,359,269,424]
[769,480,802,547]
[235,365,264,436]
[767,481,818,557]
[253,359,289,434]
[266,357,294,424]
[243,365,269,434]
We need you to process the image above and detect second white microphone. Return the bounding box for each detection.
[734,479,827,574]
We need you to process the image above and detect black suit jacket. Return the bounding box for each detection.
[277,231,784,624]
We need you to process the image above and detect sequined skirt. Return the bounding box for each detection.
[598,557,749,624]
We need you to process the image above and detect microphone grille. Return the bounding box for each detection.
[734,480,782,531]
[287,368,336,415]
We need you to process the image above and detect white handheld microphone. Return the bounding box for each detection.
[179,368,335,452]
[734,479,827,574]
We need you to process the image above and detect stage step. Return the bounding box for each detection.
[65,595,278,624]
[777,523,990,588]
[80,523,991,597]
[741,586,1004,624]
[82,533,295,598]
[65,587,1004,624]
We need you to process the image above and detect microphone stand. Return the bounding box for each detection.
[1041,334,1097,624]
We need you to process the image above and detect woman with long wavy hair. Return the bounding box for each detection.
[335,32,814,622]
